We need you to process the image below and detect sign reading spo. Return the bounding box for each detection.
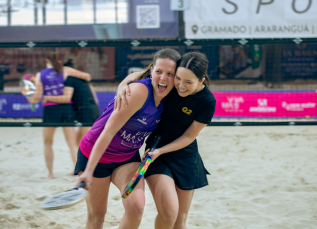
[184,0,317,39]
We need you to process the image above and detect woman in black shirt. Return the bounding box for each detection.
[116,52,216,229]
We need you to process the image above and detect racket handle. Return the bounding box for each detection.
[74,181,86,190]
[149,136,161,152]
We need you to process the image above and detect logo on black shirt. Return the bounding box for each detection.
[182,107,192,115]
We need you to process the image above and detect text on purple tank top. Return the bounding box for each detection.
[80,77,163,163]
[40,68,67,106]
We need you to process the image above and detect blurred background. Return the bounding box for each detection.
[0,0,316,125]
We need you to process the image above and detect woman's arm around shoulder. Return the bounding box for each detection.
[42,86,74,104]
[115,71,143,110]
[63,66,91,81]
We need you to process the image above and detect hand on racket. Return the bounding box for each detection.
[145,148,162,163]
[20,74,36,111]
[122,136,161,199]
[40,182,87,210]
[76,170,93,189]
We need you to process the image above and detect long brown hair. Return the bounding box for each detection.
[138,48,181,80]
[47,52,62,74]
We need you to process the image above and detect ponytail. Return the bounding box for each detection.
[137,63,153,80]
[47,52,62,74]
[203,73,211,86]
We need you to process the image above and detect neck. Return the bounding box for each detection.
[46,63,53,68]
[153,94,163,108]
[193,84,205,95]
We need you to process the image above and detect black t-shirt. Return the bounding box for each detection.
[146,86,216,155]
[64,76,96,110]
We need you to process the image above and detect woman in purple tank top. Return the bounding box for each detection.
[74,49,181,229]
[27,52,91,179]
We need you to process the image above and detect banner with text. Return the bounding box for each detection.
[214,91,317,118]
[184,0,317,39]
[1,91,316,119]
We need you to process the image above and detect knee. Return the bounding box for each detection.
[43,138,53,146]
[159,207,178,225]
[125,198,145,219]
[174,212,188,228]
[87,208,107,226]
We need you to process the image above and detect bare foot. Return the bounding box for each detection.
[48,174,54,179]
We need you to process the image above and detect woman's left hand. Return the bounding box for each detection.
[147,148,162,163]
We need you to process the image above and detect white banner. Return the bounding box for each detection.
[184,0,317,39]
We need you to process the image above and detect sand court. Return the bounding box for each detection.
[0,126,316,229]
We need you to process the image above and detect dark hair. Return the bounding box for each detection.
[47,52,62,74]
[138,48,181,80]
[179,52,210,86]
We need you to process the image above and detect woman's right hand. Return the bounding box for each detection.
[114,84,131,111]
[76,171,93,189]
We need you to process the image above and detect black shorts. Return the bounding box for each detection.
[74,104,100,123]
[144,151,210,190]
[43,104,75,124]
[74,148,141,178]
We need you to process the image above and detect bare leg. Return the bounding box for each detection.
[42,127,56,179]
[112,162,145,229]
[76,127,91,146]
[173,188,195,229]
[78,171,111,229]
[62,127,78,164]
[146,175,179,229]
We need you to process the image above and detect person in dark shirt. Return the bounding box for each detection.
[116,52,216,229]
[42,61,100,146]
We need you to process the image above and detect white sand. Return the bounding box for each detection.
[0,126,316,229]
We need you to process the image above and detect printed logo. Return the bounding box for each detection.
[249,99,276,113]
[182,107,192,115]
[282,101,316,111]
[221,97,244,112]
[0,98,7,111]
[192,25,198,34]
[137,117,147,125]
[156,119,160,123]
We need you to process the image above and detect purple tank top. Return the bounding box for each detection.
[40,68,70,106]
[80,77,163,163]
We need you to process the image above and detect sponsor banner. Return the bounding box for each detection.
[214,91,317,118]
[115,46,218,80]
[282,44,317,78]
[185,0,317,39]
[0,47,115,80]
[1,91,316,119]
[0,92,115,119]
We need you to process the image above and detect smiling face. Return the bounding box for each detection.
[174,67,205,97]
[151,58,176,102]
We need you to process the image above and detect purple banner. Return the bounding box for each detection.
[0,92,116,119]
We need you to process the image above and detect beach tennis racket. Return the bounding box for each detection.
[122,136,161,199]
[40,182,87,210]
[20,74,36,111]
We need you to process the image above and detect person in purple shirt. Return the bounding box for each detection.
[27,52,91,179]
[116,52,216,229]
[74,48,180,229]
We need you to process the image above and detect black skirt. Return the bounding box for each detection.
[144,150,210,190]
